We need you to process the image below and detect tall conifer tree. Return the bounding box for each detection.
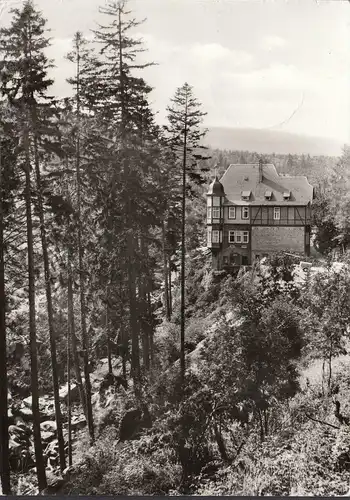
[166,83,208,387]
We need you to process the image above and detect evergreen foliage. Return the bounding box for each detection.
[0,0,349,496]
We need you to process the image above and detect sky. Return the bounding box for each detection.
[1,0,349,144]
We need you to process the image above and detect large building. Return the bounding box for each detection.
[206,161,314,270]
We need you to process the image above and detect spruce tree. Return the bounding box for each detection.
[89,0,158,387]
[165,82,208,387]
[0,107,18,496]
[67,33,95,441]
[0,0,60,487]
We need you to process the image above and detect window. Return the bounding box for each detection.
[242,207,249,219]
[212,207,220,219]
[207,228,212,244]
[283,191,291,200]
[274,207,281,220]
[241,190,251,201]
[265,190,272,200]
[243,231,249,243]
[228,206,236,219]
[235,232,242,243]
[207,207,212,219]
[229,231,235,243]
[212,230,220,243]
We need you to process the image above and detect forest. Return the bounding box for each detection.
[1,0,350,496]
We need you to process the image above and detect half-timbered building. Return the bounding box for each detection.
[206,160,314,270]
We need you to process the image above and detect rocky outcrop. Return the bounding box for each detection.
[119,406,152,442]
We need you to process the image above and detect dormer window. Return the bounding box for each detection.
[283,191,291,200]
[265,190,272,200]
[241,190,251,201]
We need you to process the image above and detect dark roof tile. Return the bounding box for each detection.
[219,163,314,206]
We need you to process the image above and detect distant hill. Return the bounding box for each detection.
[204,127,344,157]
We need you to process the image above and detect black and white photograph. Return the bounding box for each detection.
[0,0,349,496]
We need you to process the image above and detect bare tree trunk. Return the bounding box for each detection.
[322,358,326,397]
[168,255,172,317]
[24,126,47,491]
[162,220,170,321]
[140,236,150,370]
[32,134,66,472]
[106,298,113,375]
[147,291,154,365]
[257,410,265,442]
[0,139,11,495]
[263,409,269,437]
[67,299,72,467]
[213,420,229,462]
[121,324,127,380]
[67,249,87,419]
[180,105,188,387]
[127,231,141,390]
[328,351,332,392]
[75,33,94,443]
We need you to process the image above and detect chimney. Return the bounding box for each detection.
[259,159,263,183]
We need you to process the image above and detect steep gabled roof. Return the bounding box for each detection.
[220,163,314,206]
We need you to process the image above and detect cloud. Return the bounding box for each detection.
[232,64,314,92]
[189,43,253,67]
[45,28,349,144]
[261,35,287,51]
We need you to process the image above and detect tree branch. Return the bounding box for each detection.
[304,412,340,430]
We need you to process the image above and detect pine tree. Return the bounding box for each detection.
[165,82,208,387]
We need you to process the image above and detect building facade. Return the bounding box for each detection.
[206,161,314,270]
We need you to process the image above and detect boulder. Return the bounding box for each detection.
[14,416,26,427]
[8,408,13,422]
[23,396,32,408]
[9,425,29,440]
[41,431,55,443]
[71,416,86,431]
[40,410,56,422]
[59,383,80,404]
[41,420,57,433]
[119,409,142,442]
[9,438,22,452]
[18,406,33,422]
[42,471,65,494]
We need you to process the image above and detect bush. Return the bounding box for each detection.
[99,454,181,495]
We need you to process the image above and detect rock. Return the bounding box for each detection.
[18,406,33,421]
[40,411,56,422]
[9,425,29,439]
[41,471,65,494]
[23,396,32,408]
[41,420,57,433]
[44,439,58,457]
[71,416,86,431]
[8,408,13,421]
[119,409,142,441]
[41,431,55,443]
[59,383,80,404]
[9,438,22,451]
[14,416,26,427]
